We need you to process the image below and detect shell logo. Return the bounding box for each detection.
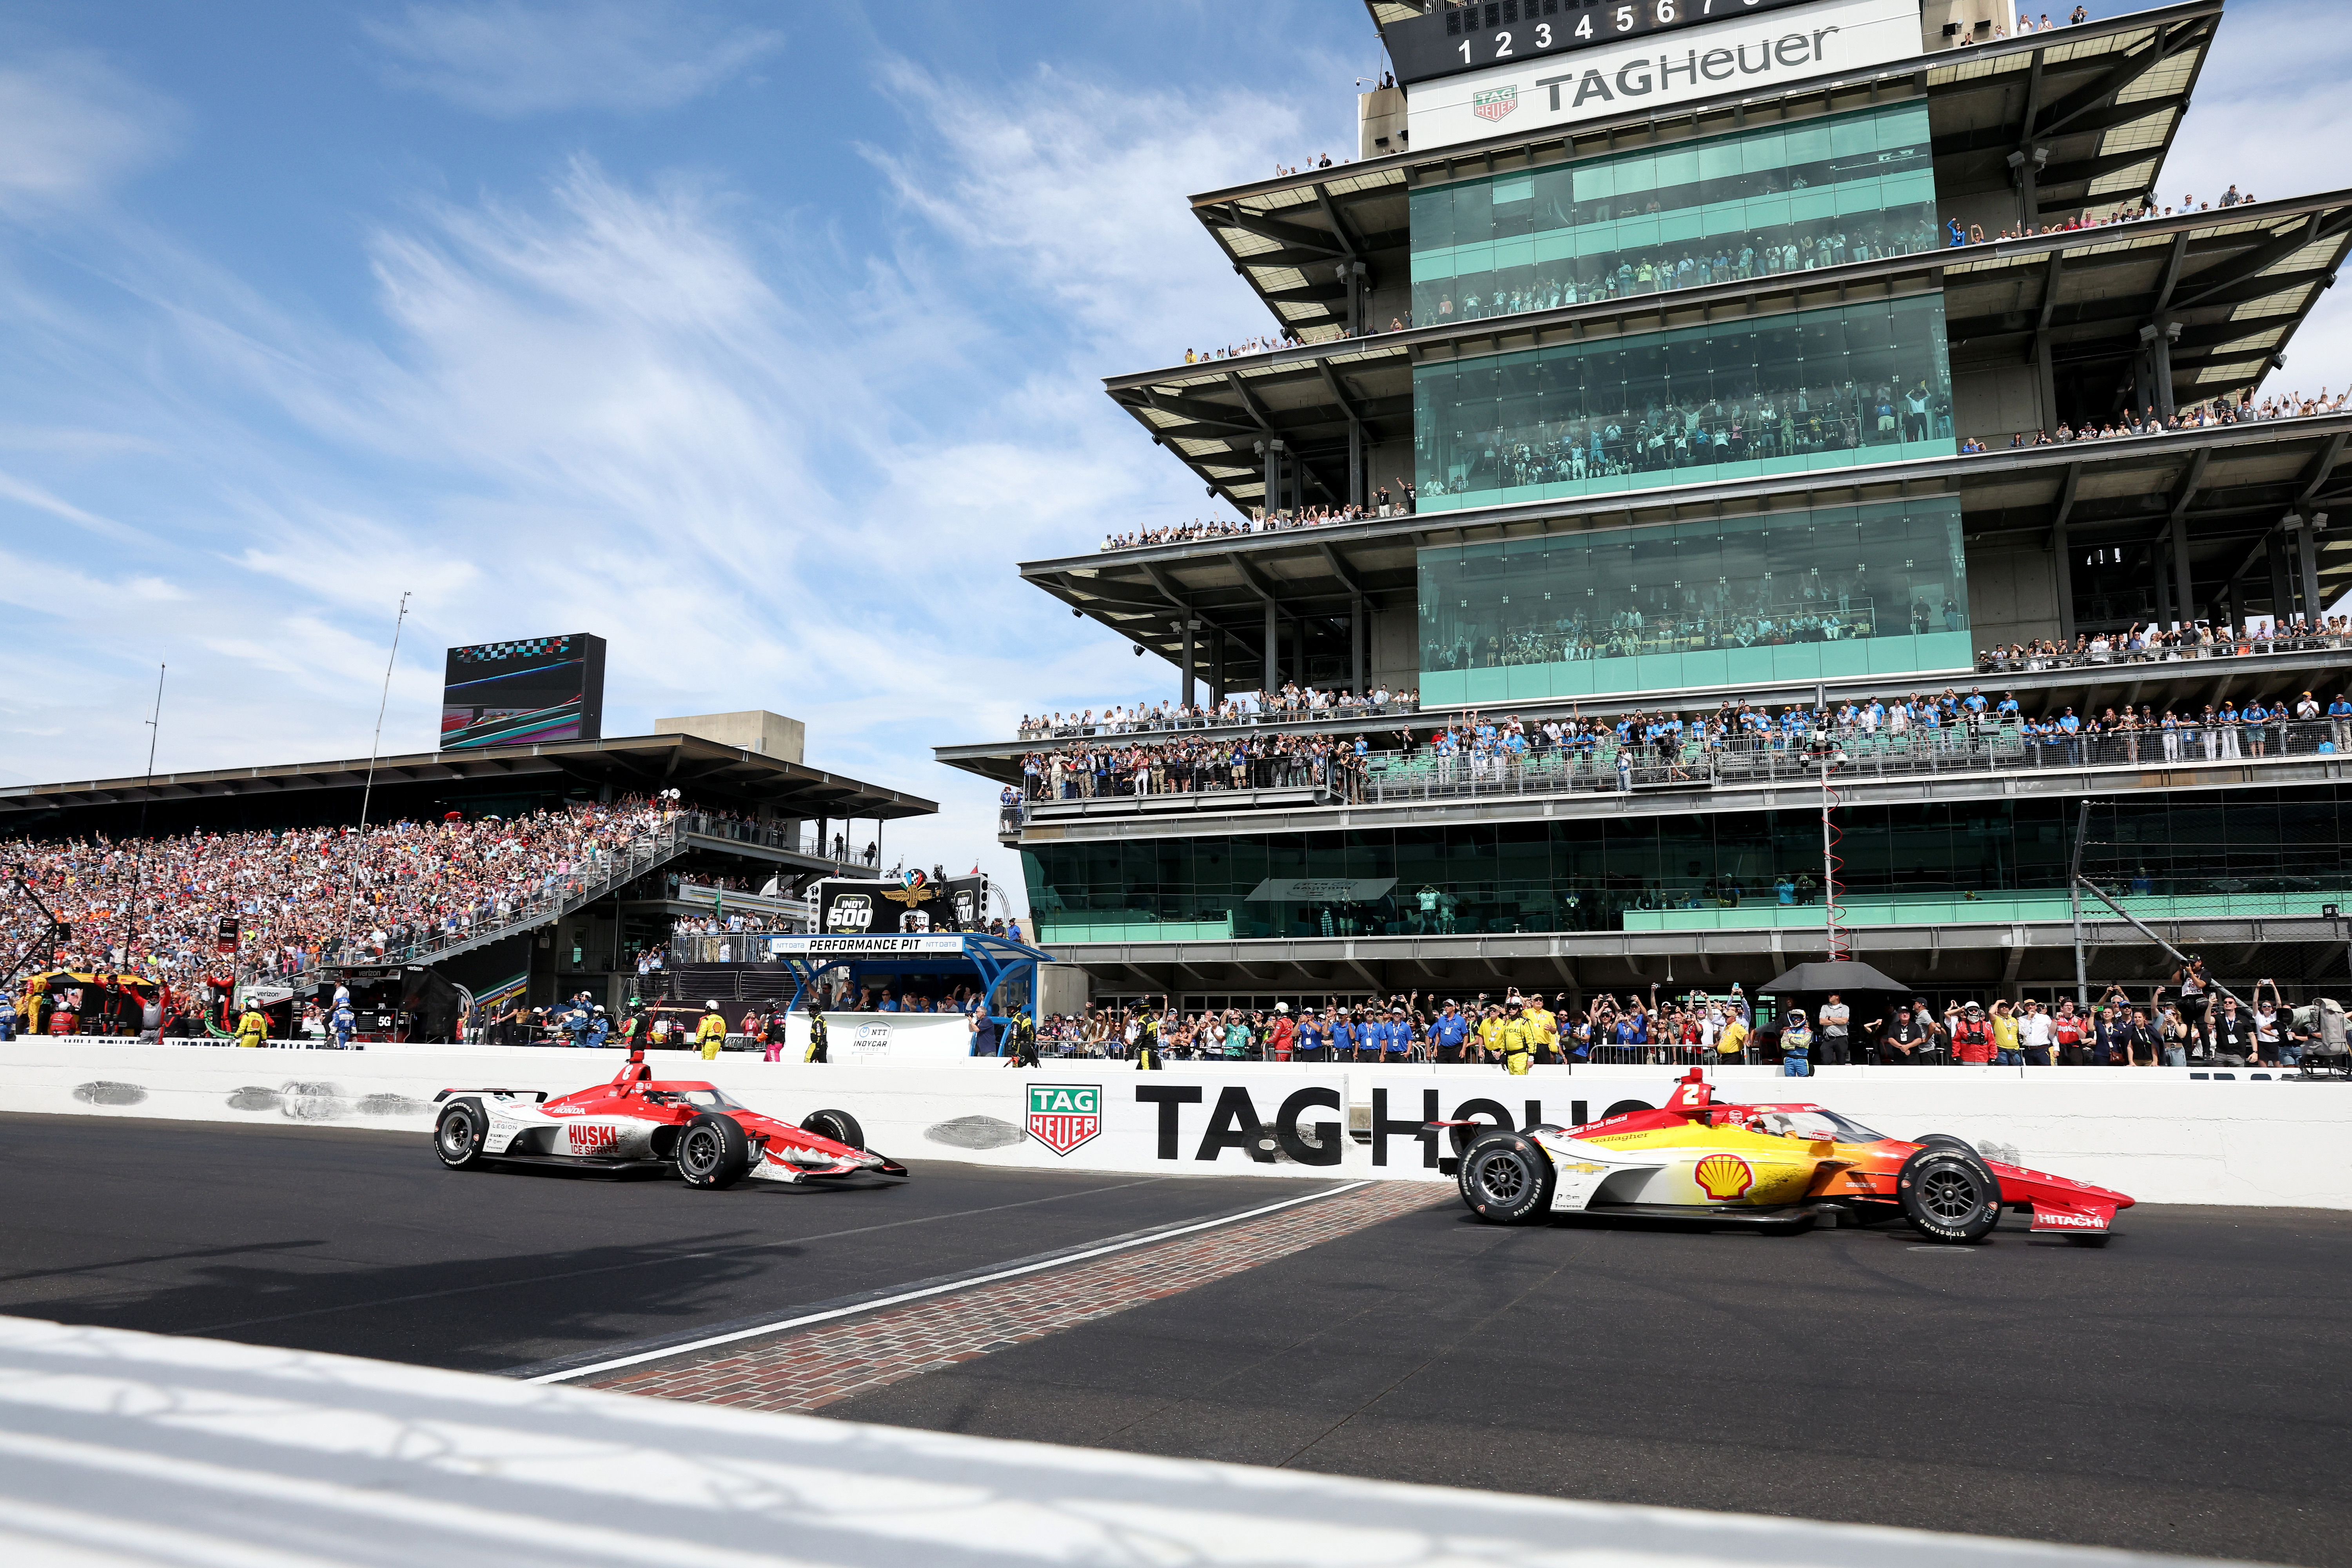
[1693,1152,1755,1201]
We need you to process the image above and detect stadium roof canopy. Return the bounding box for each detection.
[0,733,935,828]
[1110,187,2352,518]
[1025,408,2352,669]
[1216,0,2220,346]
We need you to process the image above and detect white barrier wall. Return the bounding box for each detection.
[7,1042,2348,1209]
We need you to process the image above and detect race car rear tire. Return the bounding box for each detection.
[1897,1148,2002,1243]
[1458,1131,1555,1225]
[800,1108,865,1150]
[677,1112,751,1190]
[435,1100,486,1171]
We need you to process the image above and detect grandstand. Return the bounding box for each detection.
[3,721,934,1030]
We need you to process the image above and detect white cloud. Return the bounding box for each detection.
[0,51,172,215]
[363,1,782,117]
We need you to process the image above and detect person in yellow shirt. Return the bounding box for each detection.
[1475,1005,1504,1065]
[1716,1010,1749,1062]
[1498,1007,1533,1076]
[694,1001,730,1060]
[234,1004,269,1048]
[1990,998,2021,1065]
[1524,995,1559,1064]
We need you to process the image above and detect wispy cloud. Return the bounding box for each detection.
[363,0,783,116]
[0,51,173,216]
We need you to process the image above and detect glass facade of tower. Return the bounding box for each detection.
[1416,495,1969,705]
[1022,789,2352,946]
[1408,102,1939,330]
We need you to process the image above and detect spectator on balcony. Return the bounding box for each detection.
[2210,993,2255,1065]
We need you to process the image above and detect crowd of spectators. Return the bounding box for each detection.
[1979,614,2352,673]
[2,797,677,985]
[1017,684,1420,742]
[1016,728,1375,805]
[1098,488,1416,552]
[1963,389,2345,455]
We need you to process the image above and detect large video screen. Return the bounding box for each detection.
[440,633,606,750]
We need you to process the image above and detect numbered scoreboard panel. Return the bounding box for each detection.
[1385,0,1822,88]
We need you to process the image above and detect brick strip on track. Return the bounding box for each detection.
[593,1179,1447,1413]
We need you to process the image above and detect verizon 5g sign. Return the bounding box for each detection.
[1405,0,1923,154]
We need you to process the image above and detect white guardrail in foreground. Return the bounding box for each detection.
[0,1314,2263,1568]
[8,1041,2350,1208]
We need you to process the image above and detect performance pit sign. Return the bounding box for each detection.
[1404,0,1922,154]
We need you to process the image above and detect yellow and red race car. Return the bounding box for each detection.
[1436,1069,2131,1244]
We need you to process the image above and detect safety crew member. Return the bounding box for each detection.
[1524,993,1559,1065]
[1498,1004,1533,1076]
[804,1006,829,1063]
[1951,1002,1996,1065]
[1779,1007,1813,1077]
[234,1001,269,1049]
[329,999,357,1050]
[694,1000,729,1060]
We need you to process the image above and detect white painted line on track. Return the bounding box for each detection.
[523,1179,1375,1384]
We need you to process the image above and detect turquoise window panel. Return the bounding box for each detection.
[1408,100,1936,328]
[1417,496,1970,693]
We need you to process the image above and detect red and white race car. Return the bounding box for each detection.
[432,1047,906,1189]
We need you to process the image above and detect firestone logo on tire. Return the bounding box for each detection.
[1027,1083,1102,1156]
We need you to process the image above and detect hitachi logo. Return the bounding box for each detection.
[1534,25,1837,111]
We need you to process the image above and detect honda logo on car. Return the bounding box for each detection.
[1028,1084,1102,1155]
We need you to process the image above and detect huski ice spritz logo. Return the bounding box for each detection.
[1027,1084,1102,1156]
[1472,84,1518,122]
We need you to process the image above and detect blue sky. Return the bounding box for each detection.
[0,0,2345,901]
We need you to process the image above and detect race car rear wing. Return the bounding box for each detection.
[431,1088,551,1104]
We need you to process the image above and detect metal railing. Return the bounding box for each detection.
[1342,716,2352,807]
[1977,631,2352,673]
[1016,696,1421,744]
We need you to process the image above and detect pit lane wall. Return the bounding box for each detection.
[8,1041,2348,1209]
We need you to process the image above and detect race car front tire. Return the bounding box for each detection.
[800,1108,865,1150]
[1458,1131,1556,1225]
[435,1100,486,1171]
[1909,1135,2004,1230]
[1897,1148,2002,1243]
[677,1112,751,1190]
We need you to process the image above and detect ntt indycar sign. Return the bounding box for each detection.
[1404,0,1922,154]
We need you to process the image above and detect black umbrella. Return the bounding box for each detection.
[1759,960,1909,996]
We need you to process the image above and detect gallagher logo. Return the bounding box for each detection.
[1027,1084,1102,1156]
[1693,1152,1755,1201]
[1472,85,1518,122]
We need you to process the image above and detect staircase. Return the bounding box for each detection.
[325,820,691,976]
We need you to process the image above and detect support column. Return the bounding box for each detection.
[1263,596,1278,695]
[1180,618,1196,710]
[1348,416,1365,509]
[1209,628,1225,704]
[1260,439,1283,522]
[2053,513,2076,641]
[2269,530,2294,627]
[1351,596,1366,697]
[2152,536,2173,628]
[2298,515,2326,627]
[2171,508,2196,625]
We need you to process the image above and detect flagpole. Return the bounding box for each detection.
[359,592,411,834]
[120,663,165,975]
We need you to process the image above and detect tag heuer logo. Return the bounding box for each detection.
[1473,85,1518,122]
[1027,1083,1101,1156]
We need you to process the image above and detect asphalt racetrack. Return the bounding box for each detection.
[8,1111,2351,1566]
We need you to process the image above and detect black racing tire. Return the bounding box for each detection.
[800,1108,865,1150]
[435,1100,486,1170]
[677,1112,751,1189]
[1457,1130,1556,1225]
[1898,1148,2002,1243]
[1910,1135,2004,1229]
